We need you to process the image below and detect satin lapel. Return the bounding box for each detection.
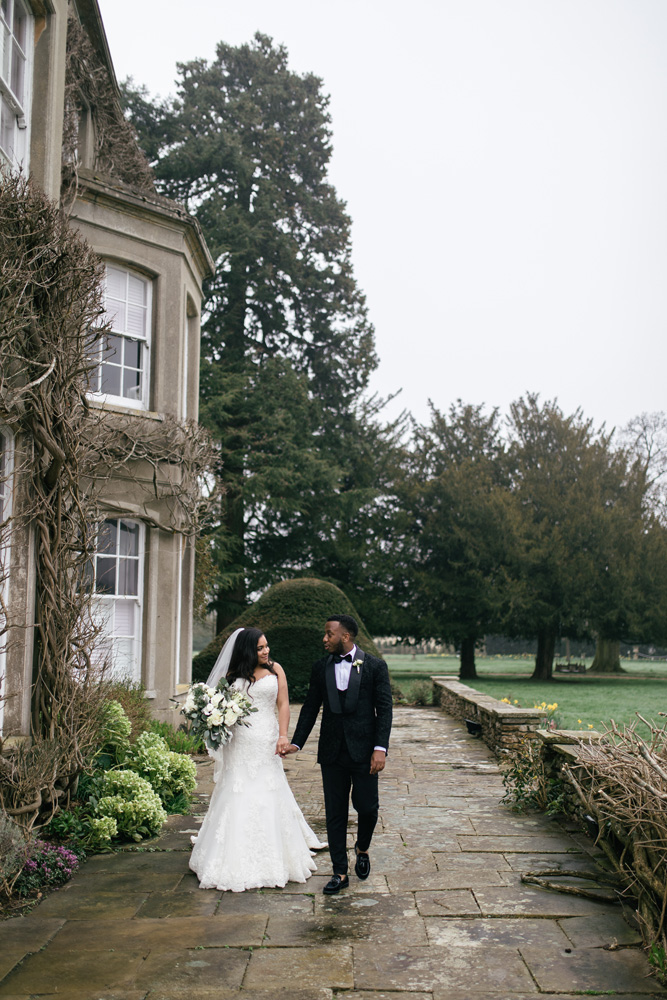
[325,655,342,714]
[344,651,364,714]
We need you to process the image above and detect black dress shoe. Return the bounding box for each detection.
[354,844,371,880]
[323,873,349,895]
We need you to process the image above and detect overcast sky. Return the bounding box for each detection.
[98,0,667,434]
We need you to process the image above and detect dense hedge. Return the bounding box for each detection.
[192,578,380,698]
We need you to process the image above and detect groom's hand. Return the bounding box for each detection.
[370,750,386,775]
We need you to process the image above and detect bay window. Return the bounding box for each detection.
[91,517,144,682]
[90,265,152,408]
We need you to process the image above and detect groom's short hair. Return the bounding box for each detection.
[327,614,358,638]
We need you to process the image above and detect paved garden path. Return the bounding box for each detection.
[2,704,666,999]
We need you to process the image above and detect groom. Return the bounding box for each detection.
[283,614,392,894]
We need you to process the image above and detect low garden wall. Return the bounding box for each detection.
[431,676,545,751]
[432,677,667,966]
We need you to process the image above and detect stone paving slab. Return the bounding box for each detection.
[559,911,643,947]
[0,918,65,981]
[424,915,572,948]
[243,945,354,990]
[2,704,666,998]
[353,942,538,992]
[474,884,624,917]
[133,948,250,993]
[264,912,428,946]
[0,949,149,995]
[48,913,267,951]
[520,943,662,993]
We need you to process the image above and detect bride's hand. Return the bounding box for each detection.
[275,736,290,756]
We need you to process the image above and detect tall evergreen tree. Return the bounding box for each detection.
[123,35,378,627]
[402,402,520,679]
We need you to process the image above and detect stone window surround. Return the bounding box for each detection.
[90,261,154,411]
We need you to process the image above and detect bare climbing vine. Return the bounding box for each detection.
[0,173,216,831]
[61,12,155,207]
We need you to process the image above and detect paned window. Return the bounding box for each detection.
[0,0,32,167]
[90,265,151,408]
[91,518,144,682]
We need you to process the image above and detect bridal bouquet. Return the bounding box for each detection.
[181,679,257,752]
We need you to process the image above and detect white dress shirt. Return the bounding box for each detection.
[335,645,358,690]
[290,646,388,754]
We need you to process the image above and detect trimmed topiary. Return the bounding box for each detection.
[192,578,380,699]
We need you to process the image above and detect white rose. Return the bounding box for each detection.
[211,692,223,707]
[224,710,237,727]
[209,708,223,726]
[184,695,196,713]
[230,702,243,716]
[202,704,213,716]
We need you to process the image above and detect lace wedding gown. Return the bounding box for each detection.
[189,673,325,891]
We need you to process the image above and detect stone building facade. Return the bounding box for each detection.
[0,0,213,736]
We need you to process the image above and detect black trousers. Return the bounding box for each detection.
[321,743,379,875]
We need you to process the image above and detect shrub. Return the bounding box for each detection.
[106,680,152,740]
[0,813,28,892]
[42,801,116,853]
[13,841,80,897]
[192,577,380,699]
[149,719,205,754]
[95,769,166,841]
[96,699,132,767]
[410,680,434,706]
[125,731,197,811]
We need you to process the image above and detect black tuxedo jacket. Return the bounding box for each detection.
[291,651,393,765]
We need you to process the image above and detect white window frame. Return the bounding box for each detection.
[0,425,14,735]
[91,517,145,684]
[0,0,33,170]
[90,264,152,411]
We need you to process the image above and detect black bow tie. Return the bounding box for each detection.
[335,653,353,664]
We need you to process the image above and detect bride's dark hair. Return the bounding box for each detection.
[226,627,275,685]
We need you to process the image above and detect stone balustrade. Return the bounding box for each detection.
[431,676,546,751]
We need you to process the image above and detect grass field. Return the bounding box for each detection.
[385,654,667,731]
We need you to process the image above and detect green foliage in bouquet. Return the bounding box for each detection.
[192,578,379,699]
[125,731,197,812]
[181,679,256,753]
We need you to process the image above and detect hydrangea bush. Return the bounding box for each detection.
[95,770,167,841]
[97,698,132,766]
[125,731,197,808]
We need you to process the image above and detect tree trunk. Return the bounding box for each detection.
[459,636,478,680]
[531,628,556,680]
[590,638,624,673]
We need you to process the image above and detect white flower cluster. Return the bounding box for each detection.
[125,731,197,806]
[181,679,256,752]
[95,769,167,842]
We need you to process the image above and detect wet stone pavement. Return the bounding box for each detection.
[2,704,667,999]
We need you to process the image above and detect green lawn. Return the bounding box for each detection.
[385,654,667,731]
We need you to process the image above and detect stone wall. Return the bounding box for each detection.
[431,676,545,752]
[532,729,603,819]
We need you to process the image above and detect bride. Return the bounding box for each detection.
[189,626,326,891]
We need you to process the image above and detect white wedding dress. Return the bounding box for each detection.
[189,673,325,891]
